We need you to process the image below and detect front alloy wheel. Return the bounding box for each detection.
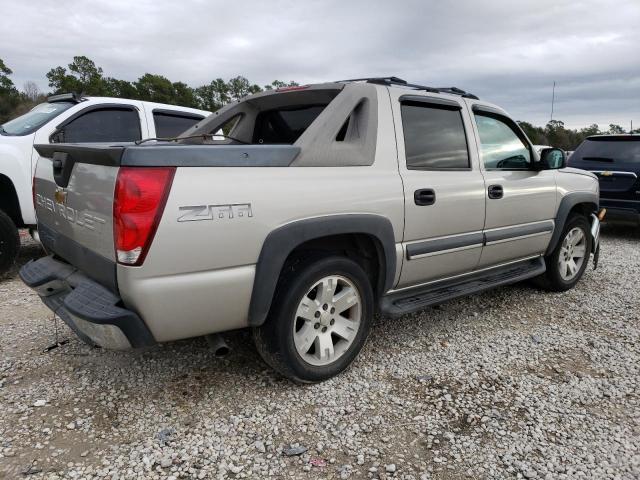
[558,227,587,281]
[535,213,592,292]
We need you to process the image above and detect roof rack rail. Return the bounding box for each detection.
[47,92,86,104]
[337,77,479,100]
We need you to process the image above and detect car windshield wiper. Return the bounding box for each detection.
[582,156,614,162]
[0,126,7,136]
[135,133,249,146]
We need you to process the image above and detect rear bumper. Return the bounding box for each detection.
[19,256,155,349]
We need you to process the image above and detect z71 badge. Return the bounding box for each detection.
[177,203,253,222]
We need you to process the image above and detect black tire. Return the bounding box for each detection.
[253,255,374,383]
[535,214,592,292]
[0,209,20,275]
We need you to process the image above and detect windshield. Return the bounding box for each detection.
[571,138,640,165]
[1,101,75,136]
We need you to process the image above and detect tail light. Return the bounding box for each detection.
[113,167,175,266]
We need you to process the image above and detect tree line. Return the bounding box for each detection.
[1,56,637,150]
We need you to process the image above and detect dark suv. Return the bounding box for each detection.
[569,135,640,225]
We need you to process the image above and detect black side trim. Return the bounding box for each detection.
[38,222,117,293]
[485,221,554,244]
[545,192,599,255]
[399,95,462,110]
[121,144,300,167]
[248,214,397,327]
[381,257,545,317]
[406,232,483,259]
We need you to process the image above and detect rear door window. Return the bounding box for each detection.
[153,111,204,138]
[401,102,470,169]
[59,108,141,143]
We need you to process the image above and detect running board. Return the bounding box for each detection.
[380,257,546,318]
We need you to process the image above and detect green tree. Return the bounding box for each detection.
[227,76,262,101]
[517,121,548,145]
[134,73,176,104]
[545,120,575,150]
[608,124,625,134]
[172,81,198,108]
[0,58,20,124]
[263,80,299,91]
[104,77,138,98]
[579,124,600,137]
[0,58,15,93]
[46,56,110,95]
[195,78,229,111]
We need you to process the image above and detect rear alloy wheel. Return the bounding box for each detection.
[293,275,362,367]
[535,214,592,292]
[253,256,373,383]
[0,209,20,275]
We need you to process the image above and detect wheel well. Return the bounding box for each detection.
[568,202,597,219]
[282,233,385,298]
[0,175,23,227]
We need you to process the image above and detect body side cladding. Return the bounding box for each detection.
[485,220,555,244]
[406,232,483,259]
[248,214,397,327]
[545,192,599,255]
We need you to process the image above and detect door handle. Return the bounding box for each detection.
[414,188,436,206]
[488,185,503,199]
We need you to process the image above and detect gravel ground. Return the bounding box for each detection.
[0,226,638,480]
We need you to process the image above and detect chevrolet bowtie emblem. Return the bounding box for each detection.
[54,188,68,204]
[600,171,613,177]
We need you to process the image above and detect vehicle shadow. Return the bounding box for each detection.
[0,231,46,283]
[600,222,640,240]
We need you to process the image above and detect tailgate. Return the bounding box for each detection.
[34,144,124,290]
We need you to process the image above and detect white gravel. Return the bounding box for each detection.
[0,226,638,479]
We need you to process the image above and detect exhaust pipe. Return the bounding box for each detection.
[205,333,230,358]
[29,228,41,244]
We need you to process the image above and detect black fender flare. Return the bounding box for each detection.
[248,214,397,327]
[546,192,598,255]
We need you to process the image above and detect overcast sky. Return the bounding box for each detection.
[2,0,639,129]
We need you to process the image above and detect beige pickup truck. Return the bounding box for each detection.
[21,77,602,382]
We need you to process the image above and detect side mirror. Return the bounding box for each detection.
[50,129,65,144]
[539,147,566,170]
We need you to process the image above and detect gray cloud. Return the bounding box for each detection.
[2,0,639,129]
